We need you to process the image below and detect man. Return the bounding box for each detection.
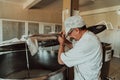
[58,15,103,80]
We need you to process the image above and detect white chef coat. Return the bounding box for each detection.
[61,31,103,80]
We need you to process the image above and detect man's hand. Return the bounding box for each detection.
[58,32,65,46]
[57,31,65,65]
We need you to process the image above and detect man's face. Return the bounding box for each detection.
[68,28,77,41]
[67,28,81,41]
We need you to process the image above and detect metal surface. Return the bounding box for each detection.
[0,42,27,78]
[101,43,113,80]
[0,41,67,79]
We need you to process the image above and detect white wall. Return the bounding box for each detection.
[81,10,120,58]
[0,1,62,23]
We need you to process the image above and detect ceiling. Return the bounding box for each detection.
[0,0,120,12]
[79,0,120,12]
[0,0,27,4]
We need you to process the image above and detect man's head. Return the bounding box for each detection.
[64,15,87,41]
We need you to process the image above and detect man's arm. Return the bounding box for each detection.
[57,32,73,64]
[58,44,65,64]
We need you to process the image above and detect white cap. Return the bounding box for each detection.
[64,15,85,35]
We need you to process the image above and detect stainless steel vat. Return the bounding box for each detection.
[0,41,67,80]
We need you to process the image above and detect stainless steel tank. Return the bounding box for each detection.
[0,40,67,80]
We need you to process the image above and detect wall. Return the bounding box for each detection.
[82,11,120,58]
[0,1,62,23]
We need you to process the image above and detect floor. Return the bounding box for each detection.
[108,57,120,80]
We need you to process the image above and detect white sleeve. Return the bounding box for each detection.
[61,37,101,67]
[61,46,88,67]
